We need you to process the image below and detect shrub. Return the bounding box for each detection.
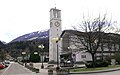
[29,51,40,63]
[113,53,120,64]
[85,61,109,68]
[105,53,120,65]
[104,56,113,65]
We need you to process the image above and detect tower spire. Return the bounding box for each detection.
[55,3,56,9]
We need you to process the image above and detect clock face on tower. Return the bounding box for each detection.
[54,21,60,27]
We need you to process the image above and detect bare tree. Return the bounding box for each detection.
[72,14,114,65]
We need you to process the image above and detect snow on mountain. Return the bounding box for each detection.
[28,36,38,41]
[11,30,49,42]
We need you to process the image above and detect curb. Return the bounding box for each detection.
[69,68,120,74]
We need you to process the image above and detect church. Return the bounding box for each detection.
[49,7,120,64]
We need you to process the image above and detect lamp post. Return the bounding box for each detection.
[22,51,26,66]
[68,46,76,67]
[56,40,60,70]
[52,37,60,70]
[38,44,44,69]
[68,46,72,54]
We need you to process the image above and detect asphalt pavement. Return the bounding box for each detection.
[2,62,36,75]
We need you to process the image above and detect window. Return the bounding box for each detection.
[81,55,86,58]
[54,12,58,18]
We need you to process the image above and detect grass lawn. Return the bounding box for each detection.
[70,65,120,72]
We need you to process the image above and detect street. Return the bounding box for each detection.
[2,62,35,75]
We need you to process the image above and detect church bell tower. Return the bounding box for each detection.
[49,8,62,62]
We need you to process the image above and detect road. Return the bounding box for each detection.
[0,69,5,75]
[2,62,36,75]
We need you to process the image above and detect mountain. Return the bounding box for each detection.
[0,41,6,48]
[11,30,49,42]
[6,30,49,58]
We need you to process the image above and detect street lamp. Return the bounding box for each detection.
[68,46,76,67]
[52,37,60,70]
[56,40,60,70]
[68,46,72,54]
[34,52,38,55]
[22,51,26,66]
[38,44,44,69]
[22,52,26,61]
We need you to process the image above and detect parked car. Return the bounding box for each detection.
[0,63,5,69]
[2,62,9,68]
[4,60,10,67]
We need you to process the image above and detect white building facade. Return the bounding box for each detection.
[60,30,120,63]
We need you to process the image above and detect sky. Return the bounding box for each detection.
[0,0,120,43]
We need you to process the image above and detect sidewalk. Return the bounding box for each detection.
[33,63,57,74]
[33,63,85,73]
[69,67,120,74]
[32,63,120,74]
[33,63,48,73]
